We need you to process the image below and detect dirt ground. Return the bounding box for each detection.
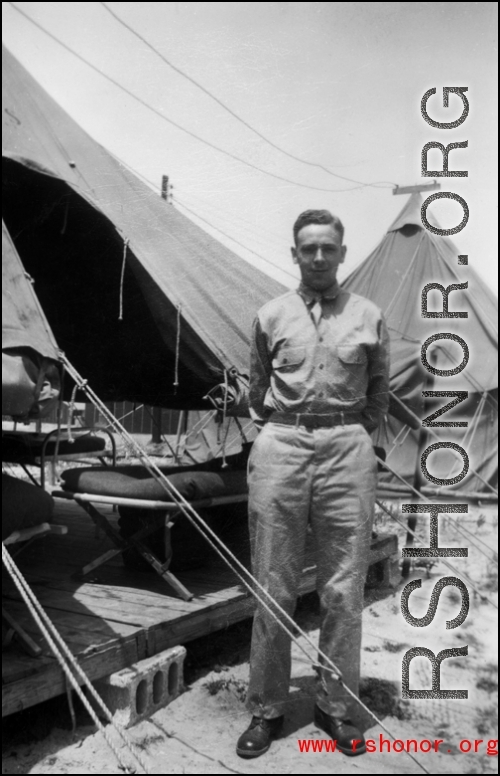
[2,505,498,775]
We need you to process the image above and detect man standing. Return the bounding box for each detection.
[236,210,390,758]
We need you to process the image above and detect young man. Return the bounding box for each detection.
[237,209,390,758]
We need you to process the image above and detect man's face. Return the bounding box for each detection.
[291,223,346,292]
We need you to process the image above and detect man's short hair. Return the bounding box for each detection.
[293,210,344,245]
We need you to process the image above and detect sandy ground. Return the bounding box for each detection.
[2,505,498,775]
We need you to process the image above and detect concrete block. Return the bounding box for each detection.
[91,645,186,728]
[381,553,401,588]
[366,553,401,589]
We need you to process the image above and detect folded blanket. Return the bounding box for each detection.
[60,466,248,502]
[2,431,105,463]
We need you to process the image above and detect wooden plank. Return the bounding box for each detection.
[2,651,56,685]
[2,607,42,657]
[393,182,440,195]
[14,577,231,613]
[3,575,253,630]
[3,587,183,628]
[148,569,319,653]
[2,635,140,717]
[2,600,143,658]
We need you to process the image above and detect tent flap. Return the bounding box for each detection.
[2,45,286,410]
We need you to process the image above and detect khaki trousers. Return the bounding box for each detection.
[246,421,377,719]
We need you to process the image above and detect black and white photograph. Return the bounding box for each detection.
[2,3,498,774]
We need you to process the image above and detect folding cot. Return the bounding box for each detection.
[53,448,251,601]
[2,426,116,488]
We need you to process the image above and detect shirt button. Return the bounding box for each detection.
[319,364,324,369]
[319,337,324,343]
[318,392,324,397]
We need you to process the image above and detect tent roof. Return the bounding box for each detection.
[2,219,59,361]
[343,193,498,395]
[2,45,286,408]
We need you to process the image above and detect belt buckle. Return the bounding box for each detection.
[297,413,313,429]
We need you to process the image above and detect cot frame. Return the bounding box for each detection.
[53,490,248,601]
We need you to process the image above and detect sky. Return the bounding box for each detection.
[2,1,498,291]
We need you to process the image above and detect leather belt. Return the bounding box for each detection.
[268,411,363,429]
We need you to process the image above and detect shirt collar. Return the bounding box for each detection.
[297,280,342,304]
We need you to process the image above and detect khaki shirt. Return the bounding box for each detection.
[249,283,390,433]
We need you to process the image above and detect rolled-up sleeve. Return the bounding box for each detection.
[249,317,273,429]
[362,314,391,434]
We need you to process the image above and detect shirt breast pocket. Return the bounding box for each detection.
[272,346,305,373]
[337,344,367,365]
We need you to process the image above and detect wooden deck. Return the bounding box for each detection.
[2,497,397,717]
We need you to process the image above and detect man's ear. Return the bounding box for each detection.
[291,246,298,264]
[340,245,347,264]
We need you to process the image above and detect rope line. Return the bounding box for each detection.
[175,198,298,281]
[183,410,218,444]
[2,544,150,774]
[173,304,182,391]
[52,364,66,482]
[377,455,498,567]
[387,395,498,497]
[384,232,425,320]
[386,424,412,460]
[118,238,129,321]
[59,353,430,774]
[66,382,80,444]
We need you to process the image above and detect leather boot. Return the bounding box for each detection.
[314,705,366,756]
[236,715,284,758]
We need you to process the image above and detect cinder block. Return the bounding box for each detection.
[381,553,401,588]
[91,645,186,728]
[365,553,401,589]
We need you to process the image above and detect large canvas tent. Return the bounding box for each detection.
[343,193,498,493]
[2,220,60,418]
[2,45,285,410]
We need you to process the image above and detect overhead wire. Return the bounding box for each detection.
[100,1,396,191]
[173,188,287,251]
[175,197,298,281]
[174,199,286,263]
[109,152,289,254]
[106,152,294,281]
[9,3,391,195]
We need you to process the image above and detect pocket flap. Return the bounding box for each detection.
[337,344,367,364]
[272,347,305,369]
